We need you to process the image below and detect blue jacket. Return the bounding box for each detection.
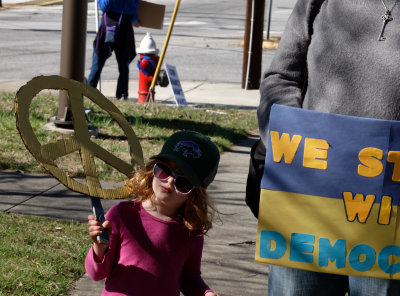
[98,0,140,24]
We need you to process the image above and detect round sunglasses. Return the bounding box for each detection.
[153,162,194,195]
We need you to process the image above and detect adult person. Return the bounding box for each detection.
[247,0,400,295]
[87,0,140,100]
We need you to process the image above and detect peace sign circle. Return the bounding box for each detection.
[15,75,144,199]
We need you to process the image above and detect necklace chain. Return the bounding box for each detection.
[381,0,398,12]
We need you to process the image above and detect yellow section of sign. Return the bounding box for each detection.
[256,189,400,279]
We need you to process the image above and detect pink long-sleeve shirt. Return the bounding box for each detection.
[85,201,212,296]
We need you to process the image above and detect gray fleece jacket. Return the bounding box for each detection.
[258,0,400,145]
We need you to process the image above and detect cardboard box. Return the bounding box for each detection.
[137,1,165,30]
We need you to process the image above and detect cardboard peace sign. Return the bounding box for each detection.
[15,75,144,199]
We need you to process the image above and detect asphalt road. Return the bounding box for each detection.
[0,0,295,84]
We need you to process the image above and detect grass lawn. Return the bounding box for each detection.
[4,91,257,180]
[0,91,257,295]
[0,212,90,295]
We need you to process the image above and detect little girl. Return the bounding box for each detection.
[85,130,220,296]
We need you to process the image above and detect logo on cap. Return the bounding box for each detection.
[173,141,202,158]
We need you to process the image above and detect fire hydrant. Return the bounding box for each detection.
[137,33,159,103]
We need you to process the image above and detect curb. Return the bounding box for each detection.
[0,0,62,7]
[239,36,281,50]
[262,36,281,50]
[32,0,62,6]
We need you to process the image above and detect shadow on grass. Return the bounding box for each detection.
[94,115,249,151]
[0,160,40,173]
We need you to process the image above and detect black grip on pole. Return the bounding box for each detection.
[91,197,109,244]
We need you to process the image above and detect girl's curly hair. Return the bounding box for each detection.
[126,159,216,235]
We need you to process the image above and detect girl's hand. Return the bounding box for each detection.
[88,214,112,261]
[205,292,219,296]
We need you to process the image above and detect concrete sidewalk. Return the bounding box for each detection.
[0,79,260,110]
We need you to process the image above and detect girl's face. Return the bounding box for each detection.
[152,160,190,210]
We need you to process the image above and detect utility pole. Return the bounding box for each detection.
[242,0,265,90]
[52,0,88,128]
[265,0,273,41]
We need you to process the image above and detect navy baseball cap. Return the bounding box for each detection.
[151,131,220,187]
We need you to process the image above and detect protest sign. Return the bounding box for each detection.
[137,1,165,29]
[165,64,187,106]
[256,104,400,279]
[15,75,144,199]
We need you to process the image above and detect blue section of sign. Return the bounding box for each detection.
[261,105,400,204]
[259,230,286,259]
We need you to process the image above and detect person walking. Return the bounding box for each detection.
[87,0,140,100]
